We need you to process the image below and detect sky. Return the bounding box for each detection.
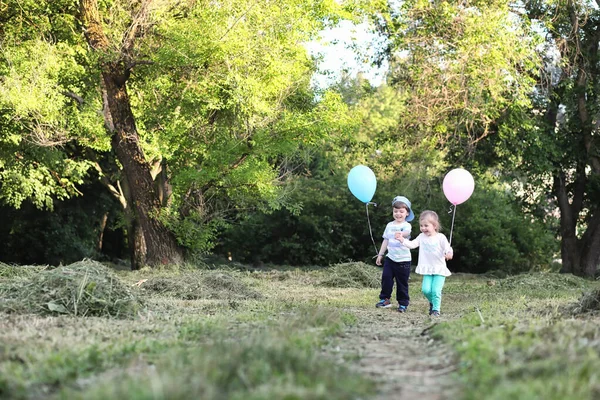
[304,20,389,90]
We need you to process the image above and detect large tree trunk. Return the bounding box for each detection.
[555,174,579,274]
[580,211,600,278]
[81,0,183,267]
[555,173,600,278]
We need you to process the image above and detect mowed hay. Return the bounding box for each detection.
[568,288,600,315]
[0,262,48,279]
[320,262,380,288]
[0,260,142,318]
[494,272,588,291]
[141,271,262,300]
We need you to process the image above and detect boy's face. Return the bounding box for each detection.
[393,206,408,222]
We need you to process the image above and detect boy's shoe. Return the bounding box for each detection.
[398,305,408,313]
[429,303,434,315]
[376,298,392,308]
[430,310,440,317]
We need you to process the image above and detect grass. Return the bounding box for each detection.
[0,261,599,399]
[431,273,600,400]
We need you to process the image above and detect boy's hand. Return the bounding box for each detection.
[376,255,383,266]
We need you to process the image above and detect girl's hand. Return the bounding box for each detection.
[394,232,404,242]
[445,252,453,260]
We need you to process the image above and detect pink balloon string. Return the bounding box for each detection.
[448,204,457,245]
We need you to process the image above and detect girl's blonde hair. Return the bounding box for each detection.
[419,210,441,231]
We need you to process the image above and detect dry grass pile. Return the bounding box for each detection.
[0,259,142,318]
[141,271,262,300]
[0,262,48,280]
[320,262,380,288]
[567,288,600,315]
[494,273,588,291]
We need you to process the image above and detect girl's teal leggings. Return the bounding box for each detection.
[421,274,446,312]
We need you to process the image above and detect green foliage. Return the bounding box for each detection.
[218,122,557,273]
[1,0,356,258]
[0,18,107,209]
[373,0,542,142]
[218,174,558,273]
[443,180,559,274]
[0,184,124,265]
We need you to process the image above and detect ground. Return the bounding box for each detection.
[325,307,461,400]
[1,262,599,399]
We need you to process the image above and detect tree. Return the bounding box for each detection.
[507,0,600,277]
[1,0,349,268]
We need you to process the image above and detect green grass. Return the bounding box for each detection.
[432,273,600,400]
[1,262,599,399]
[0,262,375,400]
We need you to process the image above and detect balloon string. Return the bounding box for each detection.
[366,202,378,256]
[448,204,457,245]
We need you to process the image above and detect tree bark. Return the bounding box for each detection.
[97,212,108,252]
[554,174,578,274]
[80,0,183,267]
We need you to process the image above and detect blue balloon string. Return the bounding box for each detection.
[366,202,378,256]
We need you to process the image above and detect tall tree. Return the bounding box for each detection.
[511,0,600,277]
[1,0,348,268]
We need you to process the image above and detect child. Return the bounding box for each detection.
[375,196,414,313]
[397,210,453,317]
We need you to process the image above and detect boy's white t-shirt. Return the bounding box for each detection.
[382,221,412,262]
[402,233,453,276]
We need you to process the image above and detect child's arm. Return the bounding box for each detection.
[441,234,453,260]
[376,239,389,266]
[398,234,420,249]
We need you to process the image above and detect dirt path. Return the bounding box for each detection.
[325,307,462,400]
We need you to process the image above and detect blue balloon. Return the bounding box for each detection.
[347,165,377,203]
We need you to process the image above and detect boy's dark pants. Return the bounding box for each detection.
[379,258,411,307]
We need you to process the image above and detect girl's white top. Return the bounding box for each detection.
[402,233,453,276]
[382,221,412,262]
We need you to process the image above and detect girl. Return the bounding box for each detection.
[396,210,453,316]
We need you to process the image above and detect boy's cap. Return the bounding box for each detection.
[392,196,414,222]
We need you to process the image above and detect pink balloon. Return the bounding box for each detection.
[443,168,475,205]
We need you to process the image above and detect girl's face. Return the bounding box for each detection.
[393,207,408,222]
[420,219,438,236]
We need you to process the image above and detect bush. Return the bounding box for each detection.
[217,172,558,274]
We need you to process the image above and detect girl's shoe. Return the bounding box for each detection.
[428,303,433,315]
[430,310,440,317]
[398,305,407,313]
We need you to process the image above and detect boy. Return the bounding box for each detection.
[375,196,414,312]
